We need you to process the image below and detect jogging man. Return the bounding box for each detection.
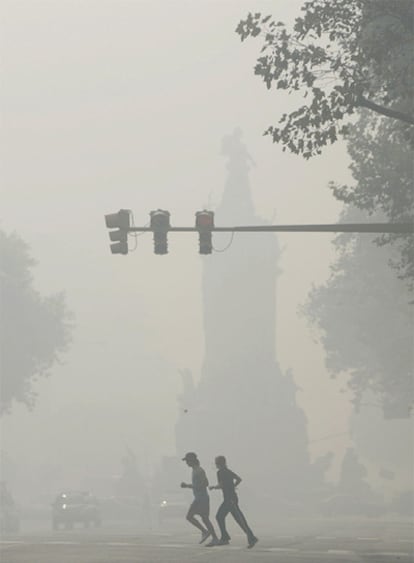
[209,455,258,548]
[180,452,219,546]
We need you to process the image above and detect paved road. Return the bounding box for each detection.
[1,519,413,563]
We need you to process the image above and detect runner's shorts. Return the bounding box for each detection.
[189,496,210,517]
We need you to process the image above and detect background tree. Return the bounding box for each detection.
[236,0,414,157]
[237,0,414,415]
[304,206,413,416]
[0,230,71,414]
[330,110,414,286]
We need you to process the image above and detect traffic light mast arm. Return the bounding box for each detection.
[128,223,413,234]
[105,208,412,256]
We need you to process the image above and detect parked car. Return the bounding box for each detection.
[0,504,20,534]
[0,483,20,534]
[52,491,101,530]
[0,482,20,534]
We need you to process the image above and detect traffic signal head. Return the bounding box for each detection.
[195,210,214,254]
[150,209,170,255]
[104,209,131,255]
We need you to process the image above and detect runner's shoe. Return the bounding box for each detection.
[247,536,258,549]
[199,530,211,544]
[205,539,220,547]
[217,539,230,545]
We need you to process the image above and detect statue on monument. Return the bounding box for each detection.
[221,127,256,172]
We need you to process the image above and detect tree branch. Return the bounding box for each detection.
[358,96,414,125]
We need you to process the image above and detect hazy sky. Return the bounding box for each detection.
[1,0,366,492]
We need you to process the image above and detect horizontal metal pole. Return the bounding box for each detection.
[128,223,413,234]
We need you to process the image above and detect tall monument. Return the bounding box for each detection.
[176,130,317,507]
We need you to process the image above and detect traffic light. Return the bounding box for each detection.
[104,209,131,255]
[150,209,170,255]
[195,210,214,254]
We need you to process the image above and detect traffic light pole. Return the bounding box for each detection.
[127,223,413,234]
[105,208,413,255]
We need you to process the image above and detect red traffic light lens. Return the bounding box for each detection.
[195,211,214,228]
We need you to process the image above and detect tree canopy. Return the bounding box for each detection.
[303,94,413,414]
[304,207,413,417]
[237,0,414,415]
[329,110,414,285]
[236,0,414,157]
[0,231,71,414]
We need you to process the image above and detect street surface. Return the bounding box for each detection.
[1,517,413,563]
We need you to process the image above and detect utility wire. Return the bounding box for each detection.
[213,232,235,253]
[128,213,149,252]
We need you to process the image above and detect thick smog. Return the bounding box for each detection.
[1,1,413,562]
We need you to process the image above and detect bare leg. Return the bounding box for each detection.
[230,502,255,541]
[216,502,231,541]
[201,515,218,540]
[186,508,208,534]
